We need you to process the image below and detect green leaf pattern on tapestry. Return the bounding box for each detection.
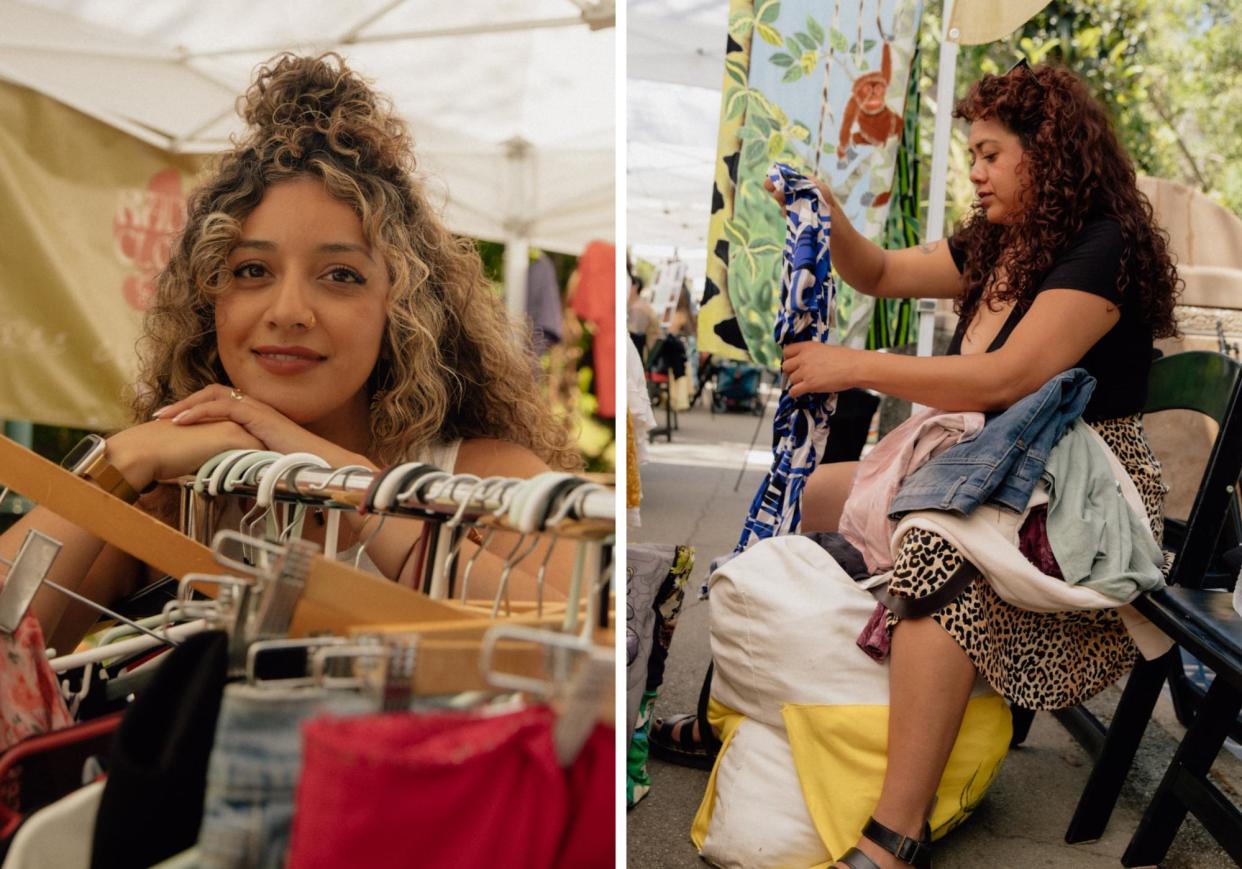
[724,1,924,367]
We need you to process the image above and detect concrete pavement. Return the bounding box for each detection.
[627,395,1235,868]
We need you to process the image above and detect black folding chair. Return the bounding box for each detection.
[1054,350,1242,864]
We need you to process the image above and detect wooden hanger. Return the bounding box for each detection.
[0,436,491,636]
[253,627,615,723]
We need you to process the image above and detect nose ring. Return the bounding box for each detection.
[304,312,316,329]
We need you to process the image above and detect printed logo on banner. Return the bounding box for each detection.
[113,169,187,311]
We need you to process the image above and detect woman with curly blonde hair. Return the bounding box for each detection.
[12,53,583,653]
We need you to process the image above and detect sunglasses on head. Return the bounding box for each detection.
[1006,56,1046,100]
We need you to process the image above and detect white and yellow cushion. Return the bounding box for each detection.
[693,536,1012,868]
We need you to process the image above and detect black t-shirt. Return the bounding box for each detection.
[946,218,1153,422]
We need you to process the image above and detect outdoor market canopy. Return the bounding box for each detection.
[0,0,616,255]
[627,0,723,287]
[0,0,614,431]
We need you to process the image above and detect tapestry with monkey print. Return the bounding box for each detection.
[696,0,759,361]
[699,0,924,370]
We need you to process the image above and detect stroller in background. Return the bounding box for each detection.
[709,359,765,415]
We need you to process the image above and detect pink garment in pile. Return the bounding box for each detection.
[1,612,73,757]
[839,406,986,573]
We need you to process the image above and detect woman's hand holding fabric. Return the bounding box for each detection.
[781,342,862,397]
[763,174,841,214]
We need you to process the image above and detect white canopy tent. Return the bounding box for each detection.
[0,0,616,315]
[626,0,726,288]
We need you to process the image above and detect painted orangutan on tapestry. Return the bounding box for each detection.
[699,0,924,369]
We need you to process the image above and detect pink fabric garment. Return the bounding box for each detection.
[287,706,568,869]
[554,724,614,869]
[570,241,617,418]
[839,407,986,573]
[856,603,890,662]
[0,610,73,758]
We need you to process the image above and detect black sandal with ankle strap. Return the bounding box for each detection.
[837,817,933,868]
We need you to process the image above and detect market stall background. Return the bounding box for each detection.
[628,0,1242,365]
[0,0,616,471]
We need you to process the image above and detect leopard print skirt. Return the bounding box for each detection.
[885,415,1169,711]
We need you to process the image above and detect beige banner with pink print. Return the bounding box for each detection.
[0,81,207,431]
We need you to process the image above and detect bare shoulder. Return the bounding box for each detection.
[455,438,550,478]
[876,239,962,299]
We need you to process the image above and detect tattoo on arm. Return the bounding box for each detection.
[918,241,940,255]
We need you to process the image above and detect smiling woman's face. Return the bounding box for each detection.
[967,118,1030,224]
[215,177,389,429]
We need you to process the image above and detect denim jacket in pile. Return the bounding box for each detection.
[887,368,1096,518]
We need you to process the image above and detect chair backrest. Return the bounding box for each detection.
[1145,351,1242,589]
[1144,351,1242,421]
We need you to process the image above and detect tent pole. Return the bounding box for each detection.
[502,135,535,322]
[504,237,530,323]
[925,0,960,247]
[913,0,960,410]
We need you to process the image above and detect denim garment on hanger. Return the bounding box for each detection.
[888,368,1095,518]
[197,684,375,869]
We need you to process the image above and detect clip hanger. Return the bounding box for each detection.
[479,623,613,764]
[0,529,183,648]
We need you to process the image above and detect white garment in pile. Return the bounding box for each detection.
[883,425,1172,660]
[2,780,103,869]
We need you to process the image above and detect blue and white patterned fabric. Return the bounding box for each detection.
[735,163,838,553]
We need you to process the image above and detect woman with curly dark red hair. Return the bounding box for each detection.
[762,63,1179,868]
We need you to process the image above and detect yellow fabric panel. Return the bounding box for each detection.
[697,0,756,362]
[694,694,1011,864]
[783,695,1012,859]
[626,411,641,509]
[0,81,208,430]
[690,699,747,853]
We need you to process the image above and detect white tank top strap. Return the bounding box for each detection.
[412,438,462,473]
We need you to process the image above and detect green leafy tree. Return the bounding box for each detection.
[916,1,1242,230]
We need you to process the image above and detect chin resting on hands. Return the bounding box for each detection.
[107,418,264,490]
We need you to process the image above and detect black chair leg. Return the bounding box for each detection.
[1009,704,1035,747]
[1122,677,1242,867]
[1165,647,1200,728]
[1065,651,1171,843]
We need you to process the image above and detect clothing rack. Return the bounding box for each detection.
[196,463,615,532]
[0,439,615,868]
[0,437,614,639]
[177,452,615,619]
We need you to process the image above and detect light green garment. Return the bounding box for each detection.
[1041,421,1166,600]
